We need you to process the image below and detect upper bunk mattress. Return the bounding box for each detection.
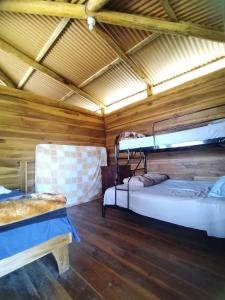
[104,179,225,238]
[119,118,225,151]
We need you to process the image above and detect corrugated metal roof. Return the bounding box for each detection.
[66,93,100,112]
[83,62,146,105]
[170,0,224,30]
[101,24,151,52]
[0,49,29,85]
[132,35,225,86]
[0,12,60,59]
[43,19,118,86]
[105,90,148,114]
[106,0,169,18]
[1,1,225,113]
[106,0,224,30]
[23,70,72,100]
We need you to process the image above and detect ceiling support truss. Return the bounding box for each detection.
[0,38,105,107]
[0,1,224,42]
[0,68,16,87]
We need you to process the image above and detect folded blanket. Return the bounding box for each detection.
[0,198,66,226]
[144,173,169,184]
[123,173,168,187]
[119,131,146,140]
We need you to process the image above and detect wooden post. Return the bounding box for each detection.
[20,160,28,193]
[52,246,70,275]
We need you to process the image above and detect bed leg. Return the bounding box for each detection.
[102,204,106,217]
[52,245,70,275]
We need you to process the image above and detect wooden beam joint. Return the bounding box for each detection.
[0,68,16,88]
[93,24,150,86]
[0,1,224,42]
[0,37,105,108]
[86,0,109,12]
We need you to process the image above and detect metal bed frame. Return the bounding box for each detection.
[114,135,148,210]
[102,108,225,217]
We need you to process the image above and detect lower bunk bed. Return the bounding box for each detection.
[104,115,225,239]
[103,178,225,238]
[0,192,80,278]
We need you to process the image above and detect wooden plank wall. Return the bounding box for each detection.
[0,86,105,191]
[105,68,225,179]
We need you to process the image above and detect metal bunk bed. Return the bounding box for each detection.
[114,135,148,210]
[102,108,225,218]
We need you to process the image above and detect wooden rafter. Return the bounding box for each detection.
[127,33,161,56]
[0,38,105,107]
[0,68,16,87]
[224,0,225,32]
[62,33,159,102]
[18,18,71,88]
[0,1,225,42]
[95,11,225,43]
[93,24,150,86]
[86,0,109,12]
[79,33,160,89]
[79,33,160,88]
[18,0,87,90]
[159,0,177,21]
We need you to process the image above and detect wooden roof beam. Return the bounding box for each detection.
[95,11,225,43]
[86,0,109,12]
[224,1,225,32]
[79,33,160,88]
[18,17,71,89]
[0,68,16,87]
[0,38,105,108]
[0,1,225,42]
[0,85,102,117]
[93,24,151,86]
[159,0,177,21]
[62,33,160,102]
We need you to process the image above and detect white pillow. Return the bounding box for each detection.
[0,185,11,195]
[208,176,225,198]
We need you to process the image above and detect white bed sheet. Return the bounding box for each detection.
[119,136,154,151]
[103,179,225,238]
[119,118,225,150]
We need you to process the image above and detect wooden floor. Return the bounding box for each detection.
[1,200,225,300]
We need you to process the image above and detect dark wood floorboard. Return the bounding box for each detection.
[1,199,225,300]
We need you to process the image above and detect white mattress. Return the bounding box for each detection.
[103,179,225,238]
[119,118,225,150]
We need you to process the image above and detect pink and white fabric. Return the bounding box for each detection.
[35,144,107,206]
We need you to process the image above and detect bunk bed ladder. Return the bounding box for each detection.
[114,135,147,210]
[126,149,146,209]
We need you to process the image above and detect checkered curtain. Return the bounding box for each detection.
[35,144,107,206]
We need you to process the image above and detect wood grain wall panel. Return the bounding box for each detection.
[147,147,225,179]
[0,86,105,190]
[105,69,225,179]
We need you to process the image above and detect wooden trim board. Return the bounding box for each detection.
[19,160,28,193]
[0,233,72,278]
